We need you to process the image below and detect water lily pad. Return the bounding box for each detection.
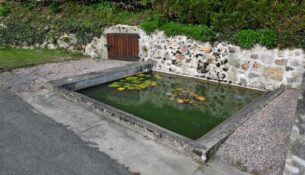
[154,74,162,80]
[127,86,135,90]
[137,74,145,77]
[143,80,152,86]
[139,84,148,89]
[117,87,125,91]
[151,82,157,86]
[109,82,122,88]
[126,76,138,81]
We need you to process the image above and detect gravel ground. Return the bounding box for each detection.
[0,58,131,93]
[215,89,299,175]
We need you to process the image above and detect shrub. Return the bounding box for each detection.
[154,0,305,36]
[277,32,305,49]
[256,29,278,49]
[235,29,278,49]
[23,2,36,11]
[0,3,10,17]
[0,20,47,46]
[95,1,116,11]
[141,19,215,42]
[48,1,61,13]
[235,30,258,49]
[162,22,215,42]
[140,18,165,34]
[0,1,303,49]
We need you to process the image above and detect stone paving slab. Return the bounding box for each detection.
[0,89,130,175]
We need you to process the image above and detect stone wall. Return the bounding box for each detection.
[15,23,303,91]
[84,25,305,91]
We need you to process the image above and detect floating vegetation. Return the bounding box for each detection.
[117,87,125,91]
[108,73,162,91]
[108,82,121,88]
[168,87,207,105]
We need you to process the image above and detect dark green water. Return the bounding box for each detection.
[78,72,263,140]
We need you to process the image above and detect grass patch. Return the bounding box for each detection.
[0,48,83,70]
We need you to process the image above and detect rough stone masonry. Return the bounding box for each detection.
[84,25,305,91]
[6,22,303,91]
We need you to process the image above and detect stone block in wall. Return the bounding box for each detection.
[84,36,106,58]
[275,59,288,66]
[261,54,274,64]
[252,61,262,69]
[263,67,284,81]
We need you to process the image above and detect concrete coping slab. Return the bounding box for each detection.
[49,62,286,163]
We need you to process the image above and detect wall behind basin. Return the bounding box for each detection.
[85,24,305,90]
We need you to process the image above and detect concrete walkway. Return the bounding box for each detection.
[0,89,130,175]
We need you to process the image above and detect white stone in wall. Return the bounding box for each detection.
[0,23,6,28]
[57,33,78,50]
[84,36,106,59]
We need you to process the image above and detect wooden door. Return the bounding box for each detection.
[106,33,140,61]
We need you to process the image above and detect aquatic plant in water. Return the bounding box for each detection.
[108,73,161,91]
[167,87,207,105]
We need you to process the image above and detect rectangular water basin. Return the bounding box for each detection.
[78,72,263,140]
[50,62,284,162]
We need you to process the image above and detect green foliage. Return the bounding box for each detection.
[23,2,36,11]
[95,1,115,11]
[49,33,57,45]
[235,30,258,49]
[141,19,215,42]
[235,29,278,49]
[48,1,61,13]
[0,20,47,46]
[62,36,71,43]
[0,1,303,49]
[0,17,104,48]
[256,29,278,49]
[154,0,305,34]
[140,18,165,34]
[0,3,10,17]
[0,1,159,48]
[162,22,215,42]
[277,32,305,49]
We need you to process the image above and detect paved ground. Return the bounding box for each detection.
[214,89,299,175]
[0,89,130,175]
[0,59,209,175]
[0,58,130,92]
[0,59,300,175]
[20,89,207,175]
